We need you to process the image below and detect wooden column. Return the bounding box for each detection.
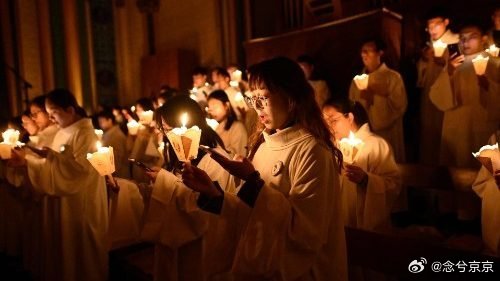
[61,0,83,105]
[37,0,55,92]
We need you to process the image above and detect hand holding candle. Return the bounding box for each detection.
[0,129,24,160]
[353,74,369,90]
[87,141,116,176]
[165,112,202,162]
[472,54,489,76]
[338,131,364,164]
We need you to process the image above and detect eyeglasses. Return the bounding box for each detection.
[323,113,348,126]
[244,95,269,109]
[30,110,43,119]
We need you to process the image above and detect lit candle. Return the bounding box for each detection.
[234,92,246,107]
[229,80,239,88]
[94,129,103,141]
[87,141,116,177]
[472,143,499,174]
[158,141,165,155]
[127,120,141,136]
[486,44,499,57]
[0,129,23,160]
[206,118,219,130]
[472,54,489,76]
[353,74,369,90]
[338,131,364,164]
[231,69,242,82]
[131,106,136,113]
[433,39,447,57]
[165,112,202,162]
[139,110,154,125]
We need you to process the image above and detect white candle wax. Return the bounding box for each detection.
[127,120,140,135]
[353,74,369,90]
[139,110,154,125]
[87,141,116,176]
[472,54,489,76]
[338,131,364,164]
[94,129,103,140]
[166,113,202,161]
[486,44,499,57]
[433,40,447,57]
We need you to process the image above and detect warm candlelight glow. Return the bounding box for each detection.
[139,110,154,125]
[472,143,499,174]
[486,44,499,57]
[87,143,115,176]
[353,74,369,90]
[338,131,364,164]
[180,112,188,128]
[231,69,242,82]
[472,54,489,75]
[158,141,165,155]
[131,106,136,112]
[206,118,219,130]
[166,113,202,162]
[433,39,447,57]
[0,129,23,159]
[95,129,103,140]
[189,93,198,101]
[229,80,239,87]
[127,120,140,136]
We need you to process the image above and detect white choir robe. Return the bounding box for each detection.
[216,120,248,157]
[340,124,402,230]
[221,126,348,281]
[26,118,108,281]
[4,124,59,275]
[141,148,237,281]
[309,80,331,108]
[416,30,459,164]
[349,63,407,163]
[102,125,130,178]
[430,53,500,168]
[128,125,160,182]
[108,178,144,249]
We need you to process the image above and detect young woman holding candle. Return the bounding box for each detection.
[322,98,401,230]
[29,95,59,147]
[140,95,236,281]
[8,88,109,281]
[182,57,347,281]
[207,90,248,157]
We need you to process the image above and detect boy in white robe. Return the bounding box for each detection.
[433,23,500,168]
[349,39,407,163]
[416,8,459,164]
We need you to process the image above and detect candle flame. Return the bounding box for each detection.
[131,106,136,112]
[339,131,364,146]
[96,141,102,150]
[180,112,188,128]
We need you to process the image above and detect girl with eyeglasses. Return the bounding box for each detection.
[29,95,59,147]
[181,57,347,281]
[141,95,237,281]
[207,90,248,157]
[322,98,401,231]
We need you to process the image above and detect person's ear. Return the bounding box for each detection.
[444,18,450,27]
[347,112,355,124]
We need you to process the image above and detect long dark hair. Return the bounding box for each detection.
[30,95,47,112]
[154,95,226,169]
[323,98,370,129]
[207,90,237,131]
[45,88,87,117]
[247,57,342,169]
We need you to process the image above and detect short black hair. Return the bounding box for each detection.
[97,110,116,123]
[212,67,230,79]
[424,6,450,21]
[362,37,386,51]
[192,67,208,76]
[459,18,487,35]
[297,54,315,66]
